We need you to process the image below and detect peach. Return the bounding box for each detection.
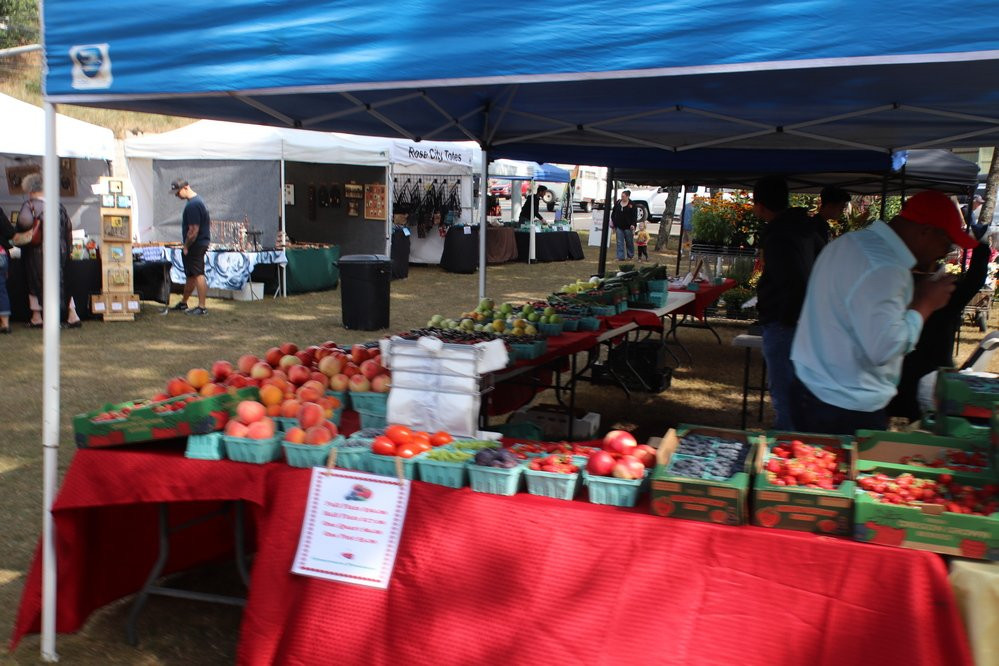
[314,347,332,362]
[200,382,226,397]
[265,403,281,417]
[226,374,249,389]
[212,360,234,382]
[251,361,274,380]
[322,394,342,410]
[279,342,298,356]
[297,401,325,429]
[350,344,368,365]
[246,418,276,440]
[186,367,211,389]
[236,400,266,424]
[262,376,290,394]
[296,384,323,403]
[167,377,196,397]
[348,374,371,392]
[342,363,359,378]
[309,372,330,389]
[264,347,283,368]
[225,420,249,438]
[318,354,345,377]
[287,364,311,386]
[305,425,333,445]
[237,354,258,375]
[359,359,383,380]
[279,354,301,369]
[329,373,349,392]
[370,375,391,393]
[323,420,339,437]
[259,384,284,407]
[284,426,307,444]
[280,398,301,418]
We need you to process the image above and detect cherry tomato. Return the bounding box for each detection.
[371,435,396,456]
[396,443,420,459]
[384,424,412,446]
[430,431,453,447]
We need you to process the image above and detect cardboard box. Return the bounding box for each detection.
[650,425,757,526]
[752,431,855,536]
[923,413,990,444]
[855,429,995,481]
[935,367,999,419]
[507,404,600,440]
[854,468,999,560]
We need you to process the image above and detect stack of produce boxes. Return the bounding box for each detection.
[853,429,998,560]
[649,425,758,526]
[752,432,855,535]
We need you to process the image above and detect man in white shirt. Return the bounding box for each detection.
[789,190,975,434]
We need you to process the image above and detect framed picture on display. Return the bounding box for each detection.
[344,182,362,199]
[101,194,116,208]
[364,184,386,220]
[116,195,131,209]
[347,200,360,217]
[108,180,123,194]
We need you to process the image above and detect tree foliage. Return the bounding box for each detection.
[0,0,39,49]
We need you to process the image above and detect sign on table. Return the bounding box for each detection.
[293,467,410,589]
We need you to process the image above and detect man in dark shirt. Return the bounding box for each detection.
[170,178,211,315]
[754,176,827,430]
[611,189,638,260]
[518,185,548,224]
[812,185,851,242]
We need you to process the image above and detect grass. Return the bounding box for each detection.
[1,237,996,664]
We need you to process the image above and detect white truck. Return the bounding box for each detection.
[625,186,710,226]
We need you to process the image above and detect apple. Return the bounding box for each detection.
[279,342,299,356]
[236,400,266,424]
[225,420,249,438]
[211,360,234,382]
[279,354,301,369]
[359,359,383,380]
[370,375,391,393]
[285,426,307,444]
[237,354,258,375]
[587,450,617,476]
[246,418,276,440]
[349,344,368,365]
[612,455,645,480]
[329,373,349,392]
[348,374,371,392]
[632,444,657,468]
[295,349,315,367]
[287,364,312,386]
[603,430,637,456]
[250,361,273,380]
[264,347,284,368]
[318,355,345,377]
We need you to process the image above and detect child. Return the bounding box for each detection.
[635,225,650,261]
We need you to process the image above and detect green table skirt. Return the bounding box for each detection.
[286,246,340,294]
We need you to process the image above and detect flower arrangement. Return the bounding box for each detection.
[690,192,763,248]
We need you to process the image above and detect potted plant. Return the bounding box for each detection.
[690,192,761,249]
[723,287,755,319]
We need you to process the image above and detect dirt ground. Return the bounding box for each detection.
[2,235,995,664]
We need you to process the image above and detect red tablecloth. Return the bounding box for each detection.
[12,447,973,666]
[670,278,737,320]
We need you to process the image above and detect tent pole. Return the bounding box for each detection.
[529,178,536,264]
[880,175,888,220]
[675,183,688,276]
[41,101,60,663]
[478,150,487,299]
[279,158,287,297]
[597,168,614,277]
[385,165,393,257]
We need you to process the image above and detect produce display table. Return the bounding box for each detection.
[285,246,339,293]
[12,445,973,666]
[513,230,584,262]
[485,225,518,263]
[6,257,102,322]
[668,278,738,344]
[440,225,479,273]
[136,246,288,291]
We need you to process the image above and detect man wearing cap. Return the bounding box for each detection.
[170,179,210,315]
[789,190,974,434]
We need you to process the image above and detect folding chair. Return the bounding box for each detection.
[959,331,999,372]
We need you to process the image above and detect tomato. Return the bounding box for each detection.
[371,435,396,456]
[384,424,412,446]
[430,431,453,447]
[411,434,432,452]
[396,443,420,459]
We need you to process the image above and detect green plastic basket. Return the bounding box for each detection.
[647,279,669,292]
[523,467,579,500]
[369,452,420,479]
[583,471,643,507]
[417,457,468,488]
[468,463,523,495]
[223,433,283,464]
[538,322,564,337]
[350,391,388,414]
[589,304,616,317]
[273,416,298,432]
[577,316,601,331]
[283,435,346,469]
[326,389,350,410]
[561,317,580,332]
[357,407,388,429]
[330,441,371,471]
[185,432,225,460]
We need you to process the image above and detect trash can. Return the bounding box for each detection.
[338,254,391,330]
[390,226,410,280]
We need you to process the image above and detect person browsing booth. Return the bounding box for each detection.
[170,179,211,316]
[790,190,975,434]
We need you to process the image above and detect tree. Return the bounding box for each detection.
[654,185,681,250]
[0,0,39,49]
[979,148,999,230]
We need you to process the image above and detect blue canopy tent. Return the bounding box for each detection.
[33,1,999,658]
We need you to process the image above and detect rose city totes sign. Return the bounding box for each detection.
[293,468,411,589]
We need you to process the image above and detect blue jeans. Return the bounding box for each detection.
[790,375,887,435]
[761,322,796,430]
[0,251,9,317]
[616,228,634,260]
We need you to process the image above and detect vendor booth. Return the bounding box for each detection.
[27,1,999,663]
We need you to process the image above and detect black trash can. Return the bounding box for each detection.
[390,226,410,280]
[338,254,391,330]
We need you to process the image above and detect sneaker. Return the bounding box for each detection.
[185,307,208,316]
[172,302,188,311]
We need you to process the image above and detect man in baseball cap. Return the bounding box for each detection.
[787,190,960,435]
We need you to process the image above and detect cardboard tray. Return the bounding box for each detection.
[855,429,996,481]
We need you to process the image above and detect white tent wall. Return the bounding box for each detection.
[0,155,109,238]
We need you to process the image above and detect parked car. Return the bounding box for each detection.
[488,180,534,200]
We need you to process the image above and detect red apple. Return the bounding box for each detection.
[348,374,371,392]
[250,361,273,380]
[264,347,284,368]
[296,349,315,367]
[211,360,233,382]
[237,354,258,375]
[329,373,349,391]
[370,375,391,393]
[279,342,299,356]
[226,374,249,389]
[287,364,311,386]
[603,430,638,456]
[632,444,657,468]
[359,359,383,380]
[587,450,617,476]
[612,455,645,480]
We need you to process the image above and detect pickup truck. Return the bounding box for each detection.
[626,186,709,225]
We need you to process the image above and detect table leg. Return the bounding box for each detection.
[666,314,693,364]
[741,347,751,430]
